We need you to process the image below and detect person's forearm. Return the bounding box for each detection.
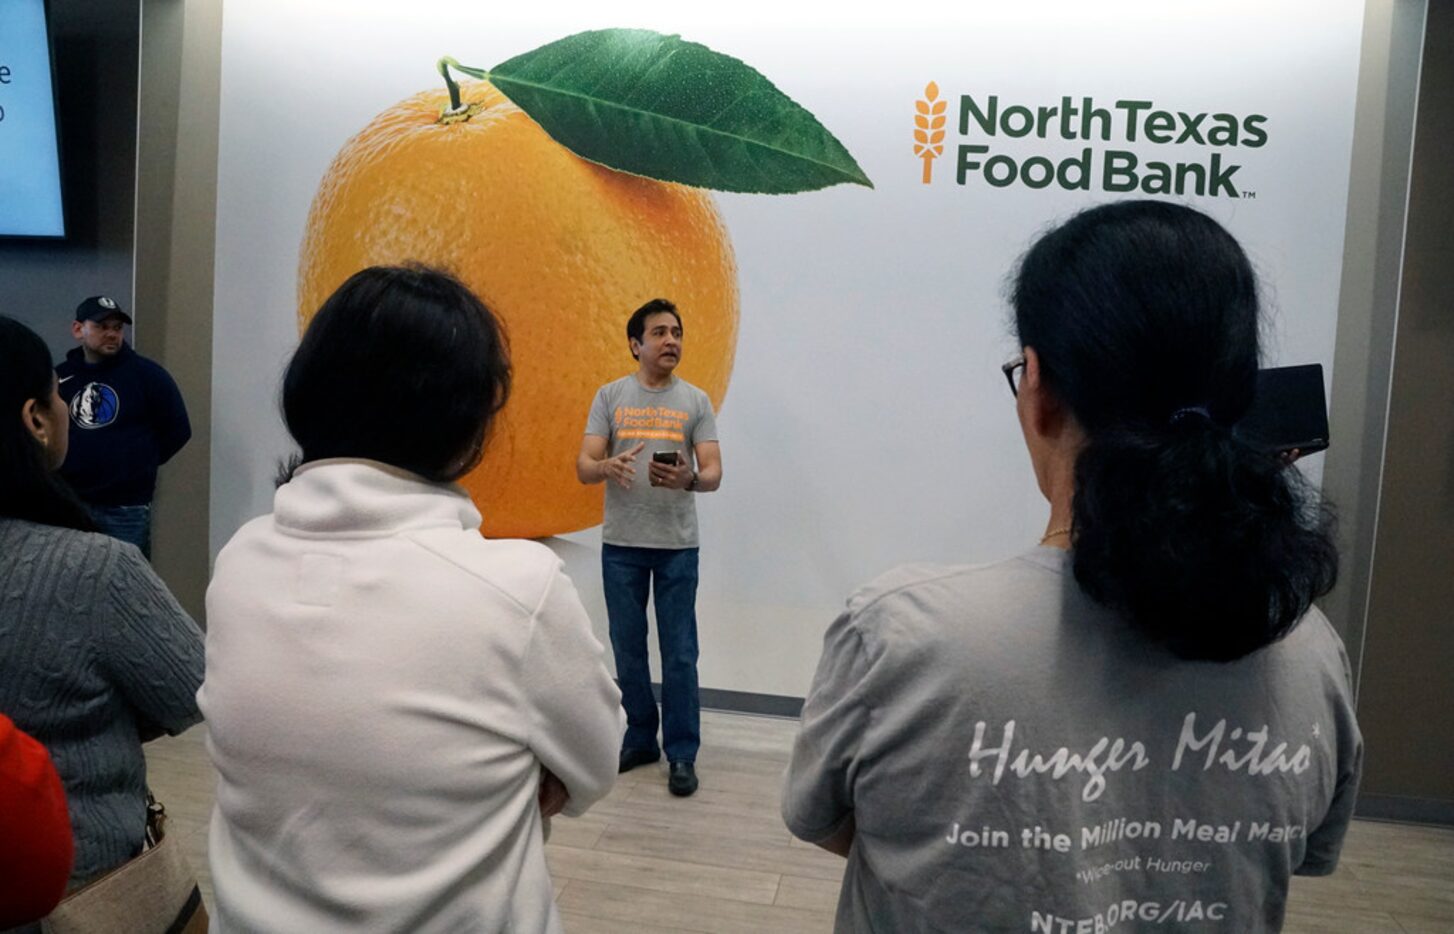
[154,417,191,465]
[576,456,606,485]
[158,431,189,465]
[693,466,722,493]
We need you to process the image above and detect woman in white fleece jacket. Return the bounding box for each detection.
[199,266,625,933]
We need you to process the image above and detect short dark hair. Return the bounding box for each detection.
[1013,200,1337,661]
[626,299,681,360]
[281,265,511,483]
[0,316,97,532]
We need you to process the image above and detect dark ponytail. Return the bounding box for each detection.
[0,316,98,533]
[1013,201,1337,661]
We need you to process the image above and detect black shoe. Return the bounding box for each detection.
[668,760,698,797]
[619,747,660,774]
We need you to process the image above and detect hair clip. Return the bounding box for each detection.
[1169,405,1213,426]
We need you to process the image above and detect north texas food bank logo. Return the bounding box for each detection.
[914,82,949,183]
[914,82,1267,199]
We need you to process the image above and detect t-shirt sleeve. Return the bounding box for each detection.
[782,608,872,843]
[691,390,718,444]
[585,386,612,438]
[520,564,626,818]
[98,544,206,737]
[1296,640,1364,876]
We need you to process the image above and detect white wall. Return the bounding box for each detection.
[211,0,1365,698]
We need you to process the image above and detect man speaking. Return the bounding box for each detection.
[577,299,723,798]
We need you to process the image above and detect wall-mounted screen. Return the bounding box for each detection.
[0,0,66,238]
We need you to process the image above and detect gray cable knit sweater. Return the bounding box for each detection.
[0,518,205,886]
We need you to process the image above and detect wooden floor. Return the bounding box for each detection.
[146,711,1454,933]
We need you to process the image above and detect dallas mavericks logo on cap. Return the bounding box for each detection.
[71,382,120,429]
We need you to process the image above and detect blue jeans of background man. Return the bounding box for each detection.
[601,544,700,763]
[90,503,152,559]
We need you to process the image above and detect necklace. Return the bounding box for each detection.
[1039,525,1072,545]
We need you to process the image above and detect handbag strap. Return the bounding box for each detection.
[143,792,167,848]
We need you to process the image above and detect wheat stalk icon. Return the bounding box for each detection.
[915,81,947,184]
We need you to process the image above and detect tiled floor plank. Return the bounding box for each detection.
[144,712,1454,933]
[556,880,833,934]
[545,845,781,906]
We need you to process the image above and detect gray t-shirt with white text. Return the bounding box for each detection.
[783,548,1362,933]
[585,375,718,549]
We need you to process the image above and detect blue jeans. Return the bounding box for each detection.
[91,503,152,559]
[601,544,700,763]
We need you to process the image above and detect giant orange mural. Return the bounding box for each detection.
[297,29,871,538]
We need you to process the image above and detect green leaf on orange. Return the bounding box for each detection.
[483,29,873,194]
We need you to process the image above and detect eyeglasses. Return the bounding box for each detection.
[1001,353,1025,398]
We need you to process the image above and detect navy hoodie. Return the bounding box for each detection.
[55,344,191,507]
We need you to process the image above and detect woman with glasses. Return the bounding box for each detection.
[783,201,1360,932]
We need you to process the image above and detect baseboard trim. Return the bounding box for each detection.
[1355,794,1454,826]
[639,683,804,718]
[700,687,804,718]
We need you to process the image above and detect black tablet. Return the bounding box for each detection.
[1233,364,1330,456]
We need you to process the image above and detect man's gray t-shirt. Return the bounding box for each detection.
[783,548,1362,933]
[585,375,718,549]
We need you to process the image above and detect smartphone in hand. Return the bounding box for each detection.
[652,450,681,465]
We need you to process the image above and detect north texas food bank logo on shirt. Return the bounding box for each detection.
[914,83,1268,199]
[613,405,688,443]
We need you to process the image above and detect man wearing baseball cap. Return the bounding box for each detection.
[55,296,191,558]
